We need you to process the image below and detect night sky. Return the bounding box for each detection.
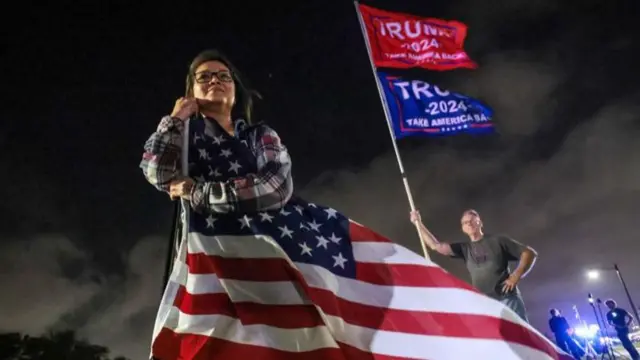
[3,0,639,358]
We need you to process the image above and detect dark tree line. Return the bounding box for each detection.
[0,330,130,360]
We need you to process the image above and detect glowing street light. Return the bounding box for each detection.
[585,263,640,326]
[586,270,600,280]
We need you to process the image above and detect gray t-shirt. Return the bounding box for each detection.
[449,234,527,300]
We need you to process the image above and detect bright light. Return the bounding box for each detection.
[587,270,600,280]
[575,324,600,338]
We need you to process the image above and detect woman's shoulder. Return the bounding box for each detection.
[237,119,281,138]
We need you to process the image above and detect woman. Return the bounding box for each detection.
[140,49,292,212]
[141,49,359,360]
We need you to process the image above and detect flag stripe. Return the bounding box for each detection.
[349,220,393,243]
[155,229,570,360]
[180,233,564,357]
[153,328,420,360]
[177,232,561,359]
[186,252,475,289]
[155,307,562,360]
[184,257,510,316]
[182,265,517,320]
[175,283,561,356]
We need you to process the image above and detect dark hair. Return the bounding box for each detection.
[462,209,480,217]
[549,308,558,315]
[605,299,617,307]
[185,49,261,124]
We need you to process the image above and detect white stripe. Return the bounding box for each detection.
[352,242,436,266]
[186,274,310,305]
[188,233,288,259]
[164,308,339,352]
[158,307,554,359]
[324,314,555,360]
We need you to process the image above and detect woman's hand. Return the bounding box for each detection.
[170,97,199,121]
[169,178,195,200]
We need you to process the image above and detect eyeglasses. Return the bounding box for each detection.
[194,70,234,84]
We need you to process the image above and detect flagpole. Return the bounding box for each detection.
[353,1,430,261]
[160,202,180,293]
[160,118,191,293]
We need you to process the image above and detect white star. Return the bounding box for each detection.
[220,149,232,158]
[205,215,216,229]
[238,215,252,229]
[308,203,317,208]
[259,212,274,222]
[241,140,249,147]
[193,133,204,144]
[279,208,291,216]
[195,175,206,182]
[332,253,347,269]
[299,242,312,256]
[278,225,294,239]
[328,233,342,244]
[228,160,242,174]
[300,223,309,230]
[294,205,304,215]
[324,208,338,219]
[307,220,322,232]
[316,235,329,249]
[212,135,225,145]
[198,148,210,160]
[208,166,221,177]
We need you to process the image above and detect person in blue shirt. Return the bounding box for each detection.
[605,299,639,360]
[548,309,581,359]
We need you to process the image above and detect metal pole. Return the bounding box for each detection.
[160,202,181,293]
[160,118,191,294]
[352,0,430,260]
[614,263,640,324]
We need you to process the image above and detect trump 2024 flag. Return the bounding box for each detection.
[377,71,494,139]
[358,3,477,71]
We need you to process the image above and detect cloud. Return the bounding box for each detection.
[0,235,165,359]
[0,236,101,335]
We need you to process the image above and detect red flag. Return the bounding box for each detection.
[358,3,477,71]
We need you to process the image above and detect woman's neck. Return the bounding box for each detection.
[201,109,233,134]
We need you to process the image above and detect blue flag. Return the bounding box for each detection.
[377,71,494,139]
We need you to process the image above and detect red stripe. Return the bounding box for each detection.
[174,284,562,359]
[152,328,421,360]
[349,221,392,243]
[186,253,475,289]
[174,285,325,328]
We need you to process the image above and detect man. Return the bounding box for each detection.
[605,299,639,360]
[548,309,582,359]
[410,209,537,321]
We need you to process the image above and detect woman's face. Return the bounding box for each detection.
[192,60,235,107]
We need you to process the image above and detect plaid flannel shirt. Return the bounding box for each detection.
[140,115,293,213]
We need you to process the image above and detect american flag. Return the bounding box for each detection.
[147,117,570,359]
[150,200,571,360]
